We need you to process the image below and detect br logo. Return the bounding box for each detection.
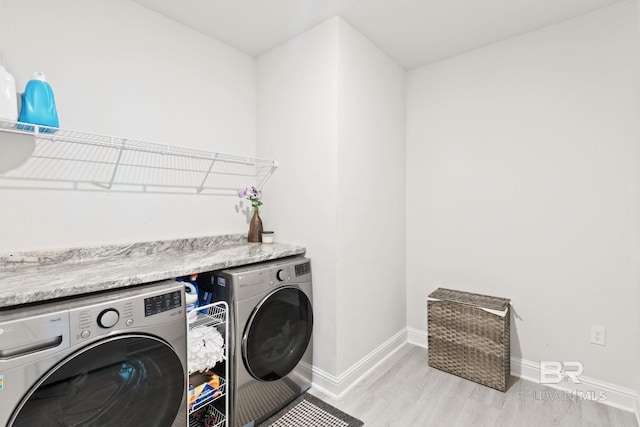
[540,361,584,384]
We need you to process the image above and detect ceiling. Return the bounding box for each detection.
[132,0,627,69]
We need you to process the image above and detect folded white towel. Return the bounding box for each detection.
[188,326,225,374]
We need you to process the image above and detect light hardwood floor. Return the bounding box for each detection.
[309,344,638,427]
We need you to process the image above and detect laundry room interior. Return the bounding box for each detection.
[0,0,639,426]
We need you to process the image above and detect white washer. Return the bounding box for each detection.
[0,280,188,427]
[217,256,313,427]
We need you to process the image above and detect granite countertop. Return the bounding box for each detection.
[0,234,305,308]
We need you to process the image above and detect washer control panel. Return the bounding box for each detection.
[144,289,182,317]
[68,281,184,345]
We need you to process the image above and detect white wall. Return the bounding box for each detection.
[256,18,340,375]
[406,0,640,390]
[257,18,406,379]
[335,19,406,373]
[0,0,256,252]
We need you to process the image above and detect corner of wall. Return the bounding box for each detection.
[312,328,408,399]
[407,327,428,348]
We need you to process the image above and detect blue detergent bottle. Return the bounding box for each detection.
[18,71,59,131]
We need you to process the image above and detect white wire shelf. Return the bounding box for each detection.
[189,303,227,330]
[189,375,227,414]
[0,119,278,194]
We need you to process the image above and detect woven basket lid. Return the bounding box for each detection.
[428,288,510,311]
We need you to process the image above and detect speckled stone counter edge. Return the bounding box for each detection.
[0,234,248,268]
[0,235,306,308]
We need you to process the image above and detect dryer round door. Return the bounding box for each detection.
[242,286,313,381]
[9,334,185,427]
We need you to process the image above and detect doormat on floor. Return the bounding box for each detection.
[258,393,364,427]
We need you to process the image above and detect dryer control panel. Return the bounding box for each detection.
[219,256,312,303]
[271,259,311,284]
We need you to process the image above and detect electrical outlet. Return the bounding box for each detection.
[590,326,606,346]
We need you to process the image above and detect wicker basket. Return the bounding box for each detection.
[427,288,510,392]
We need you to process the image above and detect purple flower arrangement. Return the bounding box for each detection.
[238,186,263,210]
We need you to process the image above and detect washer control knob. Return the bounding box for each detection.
[80,330,91,339]
[276,269,285,281]
[98,309,120,328]
[125,318,134,327]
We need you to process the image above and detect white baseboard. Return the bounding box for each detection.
[311,328,407,399]
[511,357,639,414]
[407,327,427,348]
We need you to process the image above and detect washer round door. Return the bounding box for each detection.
[242,286,313,381]
[9,335,185,427]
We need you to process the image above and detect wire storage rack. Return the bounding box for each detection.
[189,405,226,427]
[0,119,278,194]
[188,301,229,427]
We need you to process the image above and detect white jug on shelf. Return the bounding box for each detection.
[0,57,17,122]
[185,282,199,323]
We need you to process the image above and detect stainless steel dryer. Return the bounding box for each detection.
[0,280,188,427]
[216,256,313,427]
